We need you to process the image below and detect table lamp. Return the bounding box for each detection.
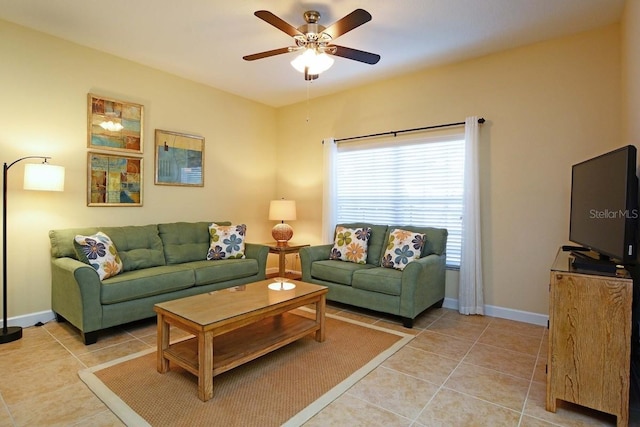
[269,199,296,246]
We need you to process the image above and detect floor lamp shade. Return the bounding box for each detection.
[2,156,65,344]
[23,163,65,191]
[269,200,296,245]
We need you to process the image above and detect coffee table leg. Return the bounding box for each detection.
[315,294,326,342]
[198,331,214,401]
[157,313,170,373]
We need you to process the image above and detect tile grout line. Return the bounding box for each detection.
[410,315,494,424]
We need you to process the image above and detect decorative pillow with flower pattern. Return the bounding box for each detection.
[73,232,123,280]
[381,228,426,270]
[329,226,371,264]
[207,223,246,260]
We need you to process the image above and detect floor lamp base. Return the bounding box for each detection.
[0,326,22,344]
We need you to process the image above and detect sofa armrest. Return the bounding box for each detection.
[299,244,333,282]
[399,254,446,318]
[50,257,104,333]
[245,243,269,280]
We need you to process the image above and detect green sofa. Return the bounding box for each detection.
[49,221,268,344]
[299,223,447,328]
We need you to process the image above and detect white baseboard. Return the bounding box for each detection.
[266,267,302,276]
[443,297,548,326]
[2,296,548,331]
[0,310,56,329]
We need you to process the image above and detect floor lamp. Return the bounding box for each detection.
[1,156,65,344]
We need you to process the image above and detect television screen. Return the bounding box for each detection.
[569,145,638,264]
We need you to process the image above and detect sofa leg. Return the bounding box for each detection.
[83,331,98,345]
[402,317,414,328]
[54,313,67,323]
[434,298,444,309]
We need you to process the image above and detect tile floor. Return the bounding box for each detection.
[0,304,636,426]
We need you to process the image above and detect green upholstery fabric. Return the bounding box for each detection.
[352,267,402,296]
[300,222,448,326]
[49,221,268,344]
[100,265,195,304]
[310,260,375,286]
[50,225,165,271]
[100,225,165,271]
[185,258,259,285]
[159,221,231,264]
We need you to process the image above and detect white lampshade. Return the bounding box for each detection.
[290,49,334,75]
[269,200,297,221]
[23,163,65,192]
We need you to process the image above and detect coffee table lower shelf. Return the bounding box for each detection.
[163,312,318,379]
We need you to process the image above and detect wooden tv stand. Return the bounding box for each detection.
[547,249,632,426]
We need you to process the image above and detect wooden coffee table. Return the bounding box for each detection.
[154,279,328,401]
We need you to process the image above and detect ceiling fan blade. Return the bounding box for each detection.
[322,9,372,40]
[330,45,380,65]
[254,10,303,37]
[243,47,291,61]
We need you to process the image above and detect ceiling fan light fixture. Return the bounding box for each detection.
[290,48,334,75]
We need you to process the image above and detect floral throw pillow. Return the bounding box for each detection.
[207,223,246,260]
[73,232,123,280]
[381,229,426,270]
[329,226,371,264]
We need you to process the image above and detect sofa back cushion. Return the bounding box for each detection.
[336,223,388,266]
[159,221,231,264]
[49,224,165,272]
[383,225,448,257]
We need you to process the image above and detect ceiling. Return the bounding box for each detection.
[0,0,625,107]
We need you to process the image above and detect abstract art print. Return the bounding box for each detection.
[88,94,143,153]
[88,152,143,206]
[154,129,204,186]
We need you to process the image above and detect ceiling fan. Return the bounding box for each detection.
[243,9,381,81]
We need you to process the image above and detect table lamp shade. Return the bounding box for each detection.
[269,200,296,221]
[23,163,65,191]
[269,200,296,245]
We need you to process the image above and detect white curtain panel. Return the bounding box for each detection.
[459,116,485,315]
[322,138,337,244]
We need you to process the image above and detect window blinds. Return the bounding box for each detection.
[335,136,464,267]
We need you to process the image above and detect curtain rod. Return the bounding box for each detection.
[333,117,485,143]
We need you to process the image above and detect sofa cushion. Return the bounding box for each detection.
[100,225,165,271]
[159,221,231,264]
[383,225,448,257]
[352,267,402,296]
[73,232,123,280]
[207,223,246,260]
[329,226,371,264]
[310,259,375,286]
[49,224,165,272]
[185,259,259,285]
[336,223,388,266]
[381,228,425,270]
[100,265,195,304]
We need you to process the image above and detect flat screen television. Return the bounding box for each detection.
[569,145,639,266]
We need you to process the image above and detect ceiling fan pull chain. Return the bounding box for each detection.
[306,79,311,123]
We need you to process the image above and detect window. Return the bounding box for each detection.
[335,135,464,267]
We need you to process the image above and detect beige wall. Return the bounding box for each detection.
[0,20,277,321]
[276,24,622,317]
[0,16,631,324]
[623,0,640,145]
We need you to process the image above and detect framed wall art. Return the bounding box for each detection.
[154,129,205,187]
[88,152,143,206]
[87,93,143,154]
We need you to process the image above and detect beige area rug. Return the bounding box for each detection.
[79,312,412,427]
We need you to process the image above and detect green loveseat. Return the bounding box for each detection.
[49,221,268,344]
[300,223,447,328]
